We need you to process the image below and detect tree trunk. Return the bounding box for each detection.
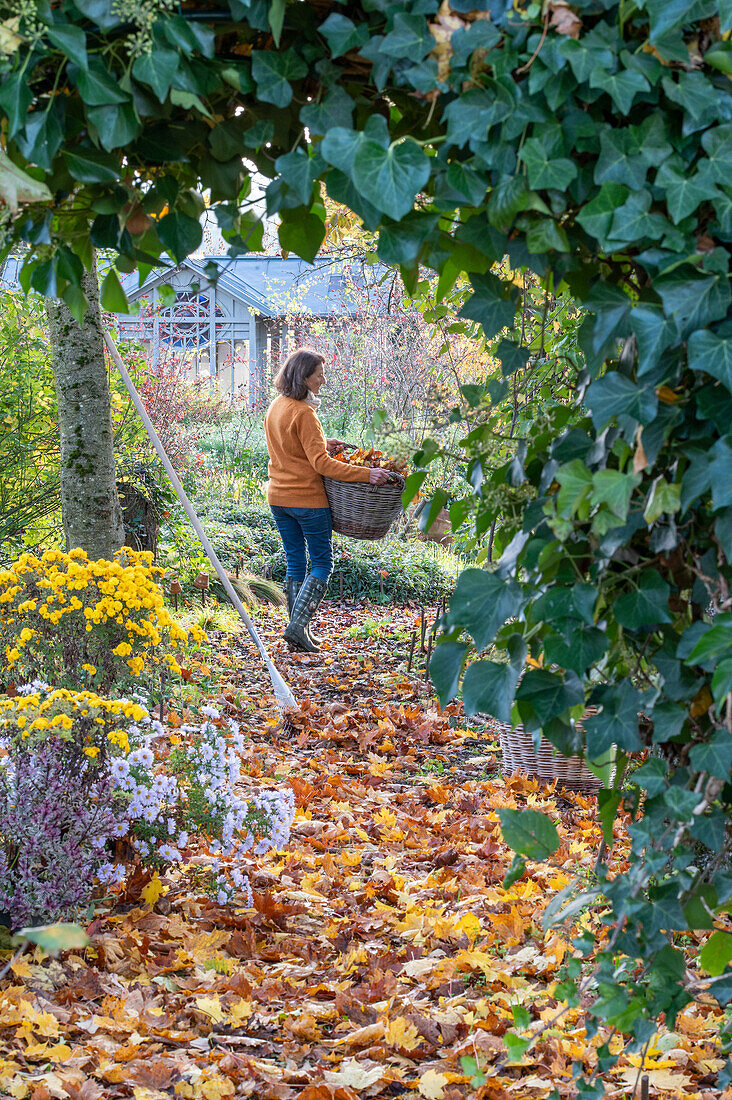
[47,252,124,559]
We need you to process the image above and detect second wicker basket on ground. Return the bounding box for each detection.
[323,474,405,540]
[498,711,603,796]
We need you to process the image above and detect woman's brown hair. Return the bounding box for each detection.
[273,348,325,400]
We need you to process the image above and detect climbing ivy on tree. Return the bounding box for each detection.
[3,0,732,1087]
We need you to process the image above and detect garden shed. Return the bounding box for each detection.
[115,255,378,403]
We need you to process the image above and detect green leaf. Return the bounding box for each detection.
[590,470,640,520]
[688,329,732,393]
[63,147,120,184]
[496,339,530,378]
[555,459,593,518]
[712,658,732,706]
[586,374,658,429]
[516,669,584,727]
[100,268,128,312]
[631,304,678,377]
[632,757,668,797]
[87,103,140,151]
[607,190,671,247]
[445,567,523,653]
[318,13,369,58]
[132,49,180,101]
[73,0,122,29]
[381,12,433,59]
[656,162,719,223]
[458,273,517,339]
[47,23,88,70]
[699,930,732,976]
[430,642,470,706]
[709,436,732,510]
[446,162,487,206]
[351,139,430,221]
[597,789,622,844]
[655,268,732,340]
[614,570,672,630]
[589,68,650,114]
[278,209,325,263]
[644,477,682,523]
[251,49,307,108]
[686,621,732,664]
[300,87,355,137]
[0,73,33,140]
[525,218,569,253]
[444,83,517,148]
[15,923,89,952]
[156,211,203,262]
[269,0,286,46]
[689,731,732,779]
[462,659,519,721]
[544,626,608,677]
[701,124,732,184]
[274,148,322,207]
[518,137,577,191]
[704,42,732,77]
[584,282,633,354]
[68,60,129,106]
[502,853,527,889]
[377,212,439,266]
[585,682,645,754]
[498,808,561,861]
[576,183,628,245]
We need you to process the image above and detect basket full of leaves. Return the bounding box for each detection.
[323,448,407,541]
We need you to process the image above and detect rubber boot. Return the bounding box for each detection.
[284,575,327,653]
[286,576,320,646]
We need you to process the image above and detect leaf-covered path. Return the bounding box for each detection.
[0,605,727,1100]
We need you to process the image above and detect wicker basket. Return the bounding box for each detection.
[323,474,405,540]
[498,710,604,796]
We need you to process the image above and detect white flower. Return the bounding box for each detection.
[201,705,219,719]
[158,843,182,862]
[111,759,130,780]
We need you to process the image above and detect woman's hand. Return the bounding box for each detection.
[368,467,392,485]
[326,438,348,455]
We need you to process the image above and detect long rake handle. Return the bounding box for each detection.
[104,330,297,712]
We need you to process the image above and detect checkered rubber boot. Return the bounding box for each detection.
[285,576,320,647]
[284,574,327,653]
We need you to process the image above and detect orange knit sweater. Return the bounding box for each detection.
[264,395,371,507]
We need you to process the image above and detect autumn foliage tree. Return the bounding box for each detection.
[3,0,732,1085]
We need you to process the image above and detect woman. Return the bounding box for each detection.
[264,347,391,652]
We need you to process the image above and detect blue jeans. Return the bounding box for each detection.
[270,506,333,584]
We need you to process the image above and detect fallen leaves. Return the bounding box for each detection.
[0,604,729,1099]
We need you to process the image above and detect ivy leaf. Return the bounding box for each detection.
[631,304,678,377]
[497,808,561,861]
[251,49,307,108]
[699,930,732,977]
[688,329,732,393]
[644,477,682,523]
[87,103,139,152]
[589,68,650,114]
[300,87,355,136]
[689,731,732,779]
[586,374,658,429]
[518,137,578,191]
[132,49,180,101]
[615,569,672,630]
[274,148,322,207]
[278,209,325,263]
[47,23,88,70]
[701,123,732,184]
[584,282,633,354]
[350,139,431,221]
[655,268,732,340]
[429,642,470,706]
[443,84,516,148]
[100,268,128,312]
[318,13,369,58]
[591,470,640,520]
[0,73,34,140]
[15,923,89,952]
[585,682,645,754]
[656,161,719,223]
[461,659,519,721]
[496,339,530,378]
[544,626,608,676]
[708,436,732,511]
[63,147,120,184]
[381,13,433,59]
[576,182,628,246]
[458,273,518,339]
[607,190,671,246]
[445,567,523,652]
[156,210,203,262]
[516,669,585,728]
[68,60,129,106]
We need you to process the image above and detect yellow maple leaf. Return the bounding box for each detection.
[455,911,482,943]
[195,995,226,1024]
[323,1060,384,1088]
[141,872,164,907]
[227,999,253,1024]
[384,1015,422,1051]
[419,1068,449,1100]
[46,1042,73,1061]
[198,1078,235,1099]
